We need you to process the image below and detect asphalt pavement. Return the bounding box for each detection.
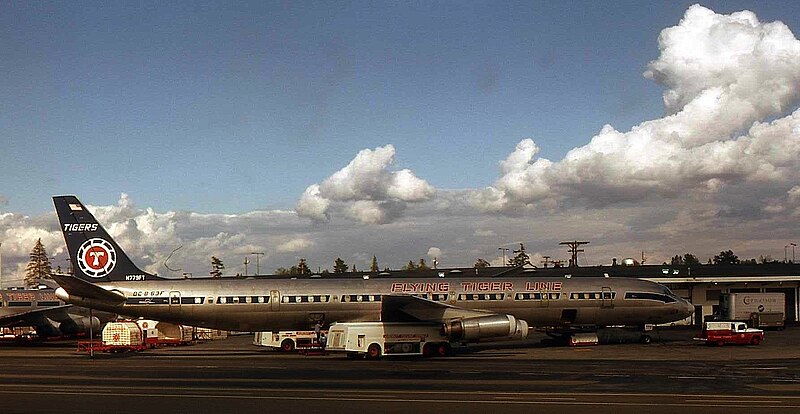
[2,326,800,414]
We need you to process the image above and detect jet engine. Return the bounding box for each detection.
[56,316,101,337]
[444,314,529,341]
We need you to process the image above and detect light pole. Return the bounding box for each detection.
[251,252,265,275]
[243,256,250,276]
[792,243,797,263]
[498,247,510,267]
[785,245,790,263]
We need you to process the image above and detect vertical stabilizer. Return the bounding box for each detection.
[53,195,160,282]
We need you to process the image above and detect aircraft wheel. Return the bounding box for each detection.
[366,343,381,359]
[436,343,451,357]
[639,335,651,344]
[280,339,295,352]
[422,343,435,357]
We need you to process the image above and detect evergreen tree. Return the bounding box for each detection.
[671,253,700,266]
[352,264,357,272]
[333,258,349,274]
[417,258,429,270]
[297,258,311,275]
[24,239,52,287]
[683,253,701,266]
[370,256,379,273]
[509,243,531,267]
[403,260,417,271]
[713,250,740,265]
[473,258,490,268]
[210,256,225,278]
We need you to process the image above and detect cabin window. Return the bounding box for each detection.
[37,301,61,307]
[8,301,32,307]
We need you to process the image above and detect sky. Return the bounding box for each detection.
[1,1,800,283]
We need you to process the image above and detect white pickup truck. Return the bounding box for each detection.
[694,321,764,346]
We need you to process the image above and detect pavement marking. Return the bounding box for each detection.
[669,376,717,380]
[750,384,800,392]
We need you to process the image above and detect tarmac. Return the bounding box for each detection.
[2,326,800,414]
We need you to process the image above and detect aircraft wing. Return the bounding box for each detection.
[51,274,126,305]
[381,295,496,323]
[0,305,74,328]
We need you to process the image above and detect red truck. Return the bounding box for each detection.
[695,321,764,346]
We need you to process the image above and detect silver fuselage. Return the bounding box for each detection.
[57,276,694,331]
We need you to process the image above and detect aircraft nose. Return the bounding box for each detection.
[682,300,694,318]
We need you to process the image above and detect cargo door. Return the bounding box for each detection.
[601,287,613,308]
[270,290,280,311]
[169,291,181,308]
[536,291,550,308]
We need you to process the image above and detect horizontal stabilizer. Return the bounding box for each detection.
[0,304,73,328]
[51,274,126,305]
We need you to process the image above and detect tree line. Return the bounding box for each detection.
[14,239,796,288]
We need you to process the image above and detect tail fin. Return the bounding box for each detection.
[53,195,161,282]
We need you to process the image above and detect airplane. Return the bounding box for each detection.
[0,283,111,339]
[50,195,694,344]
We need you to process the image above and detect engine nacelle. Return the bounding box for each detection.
[444,315,529,341]
[57,316,101,337]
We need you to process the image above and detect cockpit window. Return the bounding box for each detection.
[624,292,677,303]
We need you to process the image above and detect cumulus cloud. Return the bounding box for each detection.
[276,237,314,253]
[427,247,442,260]
[297,144,435,224]
[470,5,800,213]
[295,185,330,222]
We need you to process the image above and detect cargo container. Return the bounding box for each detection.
[719,293,785,328]
[76,321,149,353]
[568,333,599,347]
[194,327,228,341]
[155,322,193,345]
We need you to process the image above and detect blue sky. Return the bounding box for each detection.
[2,1,795,214]
[2,2,800,277]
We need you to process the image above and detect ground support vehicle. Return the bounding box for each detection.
[253,330,325,352]
[719,293,785,329]
[325,322,451,359]
[694,321,764,346]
